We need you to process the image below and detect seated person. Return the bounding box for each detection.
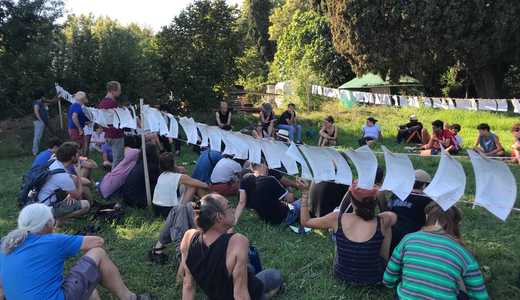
[381,169,433,253]
[121,143,160,209]
[384,202,489,299]
[318,116,338,146]
[510,123,520,164]
[101,143,113,169]
[309,181,348,217]
[153,152,208,218]
[0,203,150,300]
[474,123,505,157]
[89,124,106,153]
[420,120,459,155]
[449,123,463,149]
[277,103,302,143]
[178,194,283,300]
[37,142,90,222]
[258,102,275,137]
[300,181,397,285]
[359,116,382,146]
[98,135,141,199]
[237,163,300,226]
[216,101,232,130]
[32,137,62,167]
[191,149,223,184]
[209,155,244,196]
[397,115,429,144]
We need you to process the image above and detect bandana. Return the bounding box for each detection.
[349,180,379,201]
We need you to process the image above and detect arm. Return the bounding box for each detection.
[33,104,42,122]
[180,174,208,189]
[235,190,247,225]
[382,239,405,288]
[378,211,398,260]
[229,235,252,300]
[490,136,504,154]
[227,112,232,126]
[319,127,331,139]
[80,236,105,252]
[300,190,338,229]
[72,112,83,133]
[178,229,197,300]
[463,262,490,300]
[68,175,83,200]
[332,126,338,140]
[216,112,223,127]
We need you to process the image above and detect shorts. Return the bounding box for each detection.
[52,198,83,218]
[68,128,84,146]
[63,256,101,300]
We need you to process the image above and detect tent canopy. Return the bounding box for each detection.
[339,73,421,90]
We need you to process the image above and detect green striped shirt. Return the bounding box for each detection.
[383,231,489,300]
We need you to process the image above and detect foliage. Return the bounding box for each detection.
[155,0,241,111]
[504,65,520,98]
[328,0,520,98]
[268,0,310,42]
[242,0,275,62]
[236,46,269,91]
[440,63,467,98]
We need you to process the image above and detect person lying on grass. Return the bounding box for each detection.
[300,181,397,285]
[208,155,246,197]
[383,202,489,300]
[474,123,505,157]
[177,194,283,300]
[0,203,151,300]
[420,120,459,156]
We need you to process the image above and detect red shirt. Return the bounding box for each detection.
[97,97,124,139]
[433,129,456,150]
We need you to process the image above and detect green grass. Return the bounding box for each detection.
[1,102,520,299]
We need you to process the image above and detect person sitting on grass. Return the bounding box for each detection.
[89,124,106,153]
[101,142,113,169]
[318,116,338,146]
[449,123,463,149]
[216,101,233,131]
[209,155,245,196]
[277,103,303,143]
[359,116,383,146]
[510,123,520,164]
[474,123,505,157]
[152,152,208,218]
[32,137,63,168]
[0,203,150,300]
[420,120,459,156]
[178,194,283,300]
[259,102,275,138]
[37,142,90,223]
[300,181,397,285]
[237,163,301,226]
[397,115,429,144]
[383,202,489,300]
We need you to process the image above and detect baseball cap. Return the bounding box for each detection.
[410,114,418,121]
[415,169,432,183]
[367,116,378,123]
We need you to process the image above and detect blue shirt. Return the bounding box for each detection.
[0,233,83,300]
[67,103,88,129]
[102,143,113,162]
[32,149,53,167]
[33,99,48,123]
[191,150,222,183]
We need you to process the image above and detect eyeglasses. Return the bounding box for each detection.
[513,128,520,132]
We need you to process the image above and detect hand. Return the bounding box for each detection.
[296,178,310,190]
[79,128,84,135]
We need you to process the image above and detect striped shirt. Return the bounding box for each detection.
[383,231,489,300]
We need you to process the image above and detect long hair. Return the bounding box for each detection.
[1,204,54,254]
[350,193,377,221]
[424,202,462,240]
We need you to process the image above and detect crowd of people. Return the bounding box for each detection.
[2,85,508,299]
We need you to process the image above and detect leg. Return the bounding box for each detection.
[318,136,324,146]
[421,128,431,145]
[53,199,91,222]
[256,269,283,299]
[278,125,293,141]
[32,120,45,155]
[111,138,125,168]
[295,125,302,143]
[180,186,197,205]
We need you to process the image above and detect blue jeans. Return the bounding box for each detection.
[257,268,283,300]
[33,120,45,155]
[285,200,301,225]
[278,124,302,142]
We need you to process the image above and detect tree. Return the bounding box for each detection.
[329,0,520,98]
[268,0,310,42]
[243,0,275,62]
[156,0,241,110]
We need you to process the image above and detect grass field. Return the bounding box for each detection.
[1,101,520,299]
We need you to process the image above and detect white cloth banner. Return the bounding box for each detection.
[221,131,250,159]
[55,85,76,104]
[432,98,444,109]
[83,107,113,127]
[408,96,420,108]
[113,107,137,129]
[478,99,498,111]
[512,99,520,114]
[455,99,477,111]
[468,150,516,221]
[323,148,353,185]
[206,126,223,151]
[424,149,466,211]
[165,113,179,138]
[299,145,336,182]
[496,99,508,112]
[379,146,415,200]
[196,123,210,147]
[286,142,312,180]
[422,97,433,108]
[271,141,299,175]
[345,145,378,189]
[179,117,198,144]
[245,136,262,164]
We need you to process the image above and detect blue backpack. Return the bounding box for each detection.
[17,160,66,208]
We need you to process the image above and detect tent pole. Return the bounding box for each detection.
[58,99,64,130]
[140,98,152,208]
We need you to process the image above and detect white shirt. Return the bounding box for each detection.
[90,131,106,144]
[363,124,381,139]
[153,172,182,207]
[210,158,242,184]
[38,160,76,205]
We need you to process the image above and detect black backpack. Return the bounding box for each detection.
[17,160,66,208]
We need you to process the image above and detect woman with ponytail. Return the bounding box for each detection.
[300,181,397,285]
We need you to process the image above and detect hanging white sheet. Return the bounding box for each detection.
[286,142,313,180]
[512,99,520,114]
[467,150,516,221]
[179,117,199,144]
[374,94,382,105]
[345,145,378,189]
[398,96,408,107]
[260,139,282,169]
[496,99,508,112]
[299,145,336,182]
[271,141,299,175]
[432,98,444,109]
[165,113,178,138]
[83,107,113,127]
[379,146,415,201]
[422,97,433,108]
[206,126,223,151]
[424,148,466,211]
[382,95,392,106]
[408,96,420,108]
[197,123,210,147]
[55,85,76,104]
[244,136,262,165]
[455,99,477,111]
[478,99,498,111]
[221,131,249,159]
[323,148,353,185]
[114,107,137,129]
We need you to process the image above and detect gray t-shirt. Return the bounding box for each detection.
[38,160,76,205]
[210,158,242,184]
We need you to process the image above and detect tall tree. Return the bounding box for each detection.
[243,0,275,62]
[329,0,520,98]
[156,0,241,110]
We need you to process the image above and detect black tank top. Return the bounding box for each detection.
[218,110,230,125]
[186,232,264,300]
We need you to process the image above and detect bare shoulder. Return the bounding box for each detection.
[229,233,249,249]
[378,211,397,227]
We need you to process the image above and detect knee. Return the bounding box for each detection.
[80,200,91,212]
[85,247,107,266]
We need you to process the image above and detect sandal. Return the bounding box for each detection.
[148,247,168,265]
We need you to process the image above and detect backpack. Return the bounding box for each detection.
[17,159,66,208]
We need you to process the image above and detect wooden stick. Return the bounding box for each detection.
[57,99,64,130]
[140,98,152,208]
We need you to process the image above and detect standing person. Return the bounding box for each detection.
[178,194,283,300]
[420,120,459,156]
[97,81,124,168]
[0,203,151,300]
[318,116,338,146]
[359,116,383,146]
[474,123,505,157]
[301,181,397,285]
[32,91,50,156]
[277,103,303,143]
[259,102,275,137]
[216,101,232,130]
[67,92,89,151]
[383,202,489,300]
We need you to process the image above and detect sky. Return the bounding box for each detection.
[63,0,242,32]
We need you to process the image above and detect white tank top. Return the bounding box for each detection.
[153,172,182,207]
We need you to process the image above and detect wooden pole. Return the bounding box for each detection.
[139,98,152,207]
[57,99,64,130]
